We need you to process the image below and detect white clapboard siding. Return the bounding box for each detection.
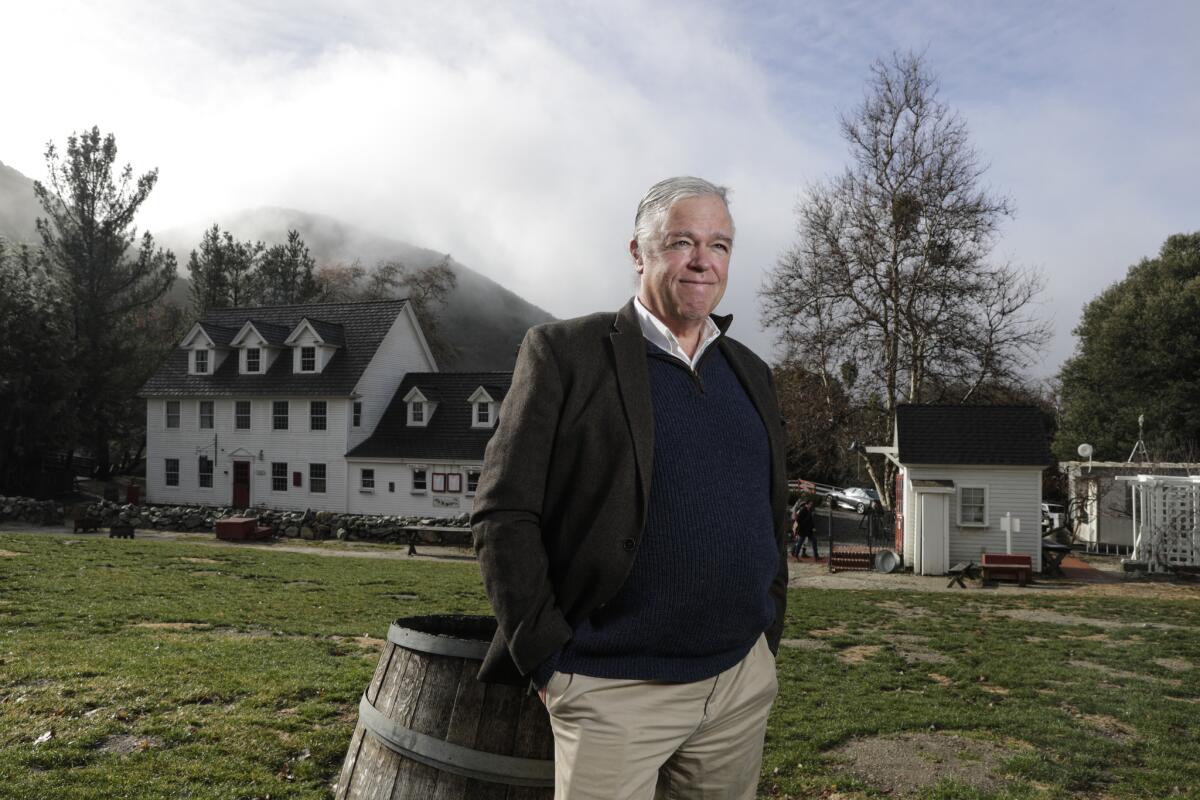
[146,396,353,513]
[903,465,1043,572]
[348,305,437,452]
[345,459,482,518]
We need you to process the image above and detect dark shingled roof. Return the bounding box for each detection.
[140,300,409,397]
[301,317,346,347]
[347,372,513,461]
[896,404,1053,466]
[241,319,291,346]
[196,322,238,348]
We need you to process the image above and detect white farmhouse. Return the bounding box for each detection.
[875,405,1053,575]
[140,299,509,516]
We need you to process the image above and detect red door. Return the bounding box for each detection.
[233,461,250,507]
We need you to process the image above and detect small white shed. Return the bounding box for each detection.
[879,405,1053,576]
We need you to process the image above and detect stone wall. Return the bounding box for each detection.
[0,496,65,526]
[96,500,473,546]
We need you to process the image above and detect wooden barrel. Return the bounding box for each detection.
[334,615,554,799]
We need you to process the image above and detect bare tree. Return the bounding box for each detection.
[761,52,1050,506]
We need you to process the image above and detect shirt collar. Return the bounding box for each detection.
[632,296,723,370]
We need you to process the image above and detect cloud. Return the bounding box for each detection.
[2,0,1198,372]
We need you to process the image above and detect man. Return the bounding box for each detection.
[472,177,789,799]
[792,500,818,560]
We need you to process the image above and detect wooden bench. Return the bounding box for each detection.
[109,524,135,539]
[947,561,978,588]
[981,553,1033,586]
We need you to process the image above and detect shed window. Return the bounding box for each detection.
[959,486,987,527]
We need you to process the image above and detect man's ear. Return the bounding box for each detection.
[629,237,643,273]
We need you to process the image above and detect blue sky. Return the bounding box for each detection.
[2,0,1197,377]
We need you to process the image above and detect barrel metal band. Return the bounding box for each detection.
[357,694,555,788]
[387,622,491,660]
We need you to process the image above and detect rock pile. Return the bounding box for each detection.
[0,496,64,526]
[74,500,474,546]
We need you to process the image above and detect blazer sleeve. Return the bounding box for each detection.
[764,364,789,656]
[471,326,573,676]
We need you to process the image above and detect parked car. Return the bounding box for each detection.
[1042,502,1066,531]
[829,486,879,514]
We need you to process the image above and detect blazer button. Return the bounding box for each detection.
[622,538,636,551]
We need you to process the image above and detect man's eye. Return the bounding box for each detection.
[713,243,729,253]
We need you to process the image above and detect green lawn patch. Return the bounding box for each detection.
[2,532,1199,798]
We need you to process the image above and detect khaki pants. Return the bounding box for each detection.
[543,634,778,800]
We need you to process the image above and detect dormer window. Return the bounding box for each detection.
[468,386,498,429]
[300,347,316,372]
[246,348,260,373]
[194,350,209,375]
[403,386,432,427]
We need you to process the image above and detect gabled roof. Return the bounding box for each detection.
[140,300,409,397]
[285,316,346,348]
[896,404,1053,467]
[181,321,238,349]
[348,372,513,461]
[231,319,291,347]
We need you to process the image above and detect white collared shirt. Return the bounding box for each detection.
[633,296,722,371]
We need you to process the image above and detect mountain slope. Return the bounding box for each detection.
[0,160,41,244]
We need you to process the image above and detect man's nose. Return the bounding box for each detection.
[688,245,717,270]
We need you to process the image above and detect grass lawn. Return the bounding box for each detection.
[1,532,1199,799]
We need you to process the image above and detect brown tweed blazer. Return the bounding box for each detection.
[471,299,789,684]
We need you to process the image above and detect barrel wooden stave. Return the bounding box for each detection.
[336,616,554,800]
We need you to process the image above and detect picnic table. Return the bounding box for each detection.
[947,561,979,589]
[1042,539,1072,577]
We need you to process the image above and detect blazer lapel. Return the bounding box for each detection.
[610,300,655,511]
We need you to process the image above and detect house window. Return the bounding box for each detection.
[165,400,180,429]
[198,456,213,488]
[165,458,179,487]
[272,401,288,430]
[246,348,260,373]
[194,350,208,374]
[310,463,326,493]
[199,400,214,430]
[959,486,987,527]
[235,400,251,430]
[361,469,375,491]
[467,469,481,495]
[411,402,425,424]
[300,346,316,372]
[475,402,490,426]
[272,462,288,492]
[310,401,327,431]
[353,401,362,427]
[412,468,427,493]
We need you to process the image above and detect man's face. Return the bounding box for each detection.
[631,194,733,331]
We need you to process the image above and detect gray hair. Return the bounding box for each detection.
[632,176,733,255]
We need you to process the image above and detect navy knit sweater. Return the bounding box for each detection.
[536,341,778,684]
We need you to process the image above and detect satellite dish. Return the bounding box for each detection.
[1078,443,1094,459]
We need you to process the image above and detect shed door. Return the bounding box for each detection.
[919,493,949,575]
